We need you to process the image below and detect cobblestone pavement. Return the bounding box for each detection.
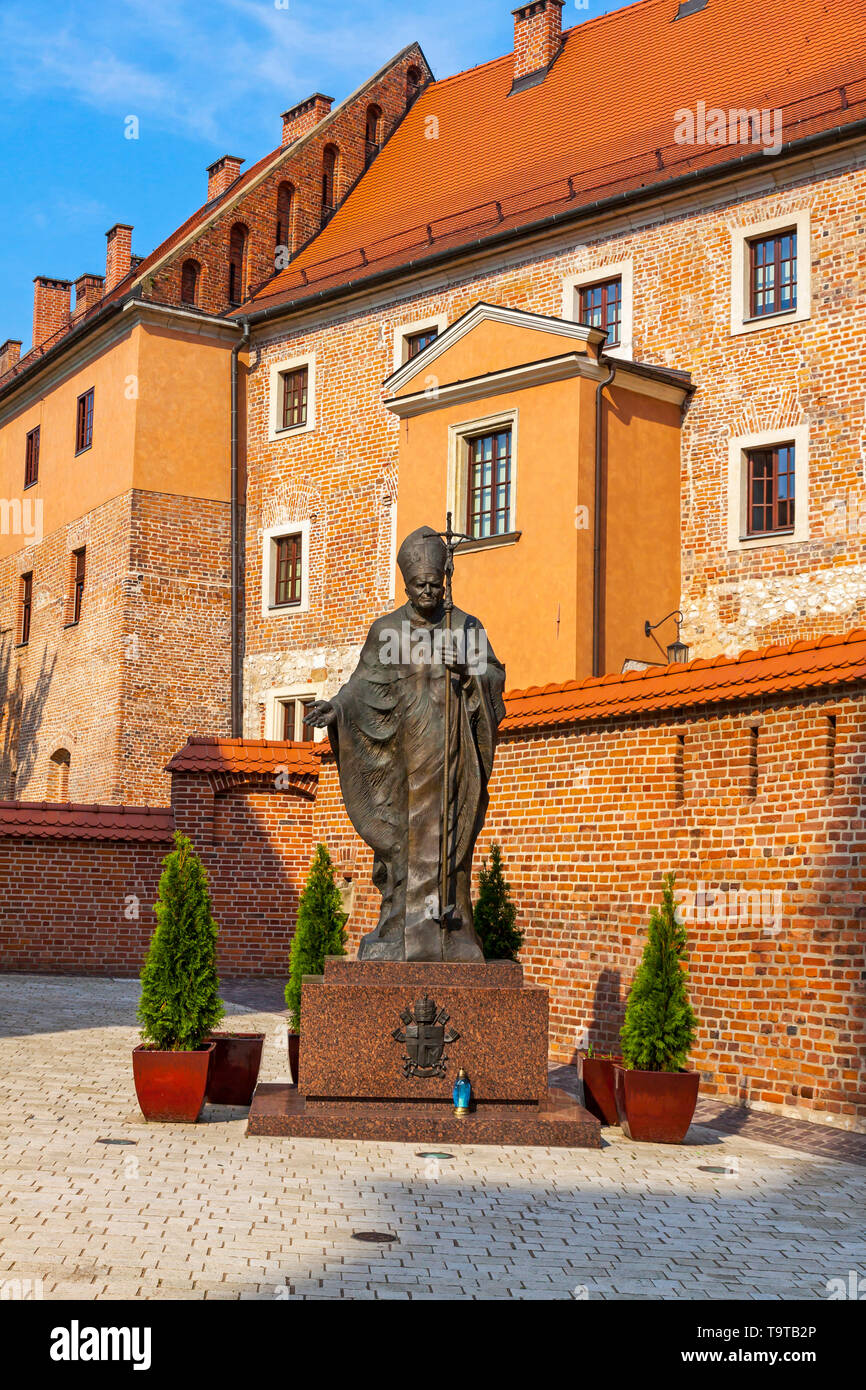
[1,975,863,1301]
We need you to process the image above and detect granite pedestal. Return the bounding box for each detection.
[247,957,601,1147]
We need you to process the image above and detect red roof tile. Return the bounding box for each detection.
[501,629,866,730]
[166,736,321,777]
[249,0,866,312]
[0,803,175,841]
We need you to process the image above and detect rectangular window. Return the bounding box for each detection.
[75,388,94,454]
[578,277,622,347]
[274,533,303,607]
[19,572,32,645]
[70,547,86,624]
[405,327,438,359]
[281,367,308,431]
[25,426,40,488]
[746,443,795,536]
[749,230,797,317]
[466,428,512,539]
[281,696,316,741]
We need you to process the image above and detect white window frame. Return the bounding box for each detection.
[265,684,324,741]
[392,314,448,372]
[730,210,811,337]
[562,260,633,360]
[727,423,809,551]
[268,352,316,441]
[447,408,519,549]
[261,519,311,615]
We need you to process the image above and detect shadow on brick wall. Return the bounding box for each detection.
[0,635,56,797]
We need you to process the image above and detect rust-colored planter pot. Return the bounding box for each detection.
[577,1053,623,1125]
[132,1043,215,1123]
[288,1032,300,1087]
[614,1065,700,1144]
[205,1032,265,1106]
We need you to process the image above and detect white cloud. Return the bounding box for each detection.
[0,0,487,145]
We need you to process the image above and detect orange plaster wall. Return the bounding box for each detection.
[392,318,591,397]
[0,322,234,566]
[397,375,583,689]
[601,384,683,675]
[396,373,681,689]
[0,327,139,561]
[132,325,233,502]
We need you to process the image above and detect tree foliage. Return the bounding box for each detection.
[620,872,697,1072]
[473,842,523,961]
[285,843,347,1031]
[138,832,224,1051]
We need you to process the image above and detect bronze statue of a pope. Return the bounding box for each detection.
[305,523,506,961]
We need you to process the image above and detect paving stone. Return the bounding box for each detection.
[1,975,863,1302]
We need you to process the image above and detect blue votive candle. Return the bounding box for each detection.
[453,1069,471,1115]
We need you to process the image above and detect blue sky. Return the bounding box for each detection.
[0,0,633,349]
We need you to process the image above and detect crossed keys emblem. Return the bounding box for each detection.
[392,994,459,1079]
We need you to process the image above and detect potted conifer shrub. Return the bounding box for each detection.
[474,843,524,960]
[133,832,224,1123]
[614,872,699,1143]
[285,843,347,1084]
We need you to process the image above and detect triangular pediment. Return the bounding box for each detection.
[384,302,603,399]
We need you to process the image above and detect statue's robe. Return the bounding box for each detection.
[329,602,506,961]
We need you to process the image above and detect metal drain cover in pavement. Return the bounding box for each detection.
[698,1164,733,1173]
[352,1231,398,1244]
[96,1138,137,1146]
[416,1152,454,1160]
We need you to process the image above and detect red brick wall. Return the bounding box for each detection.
[0,767,315,978]
[312,688,866,1131]
[1,686,862,1130]
[0,489,232,806]
[243,157,866,717]
[170,768,315,975]
[0,492,130,803]
[118,491,232,804]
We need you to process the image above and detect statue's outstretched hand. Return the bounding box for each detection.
[303,700,338,729]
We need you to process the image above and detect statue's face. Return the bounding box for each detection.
[405,567,444,617]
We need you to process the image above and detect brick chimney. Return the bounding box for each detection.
[73,273,105,320]
[281,94,333,147]
[512,0,564,83]
[0,340,22,375]
[207,155,245,201]
[33,278,72,349]
[105,224,134,292]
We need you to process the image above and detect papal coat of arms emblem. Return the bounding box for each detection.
[392,994,459,1079]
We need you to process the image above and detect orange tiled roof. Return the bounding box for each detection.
[249,0,866,312]
[166,736,321,776]
[502,629,866,730]
[0,802,175,841]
